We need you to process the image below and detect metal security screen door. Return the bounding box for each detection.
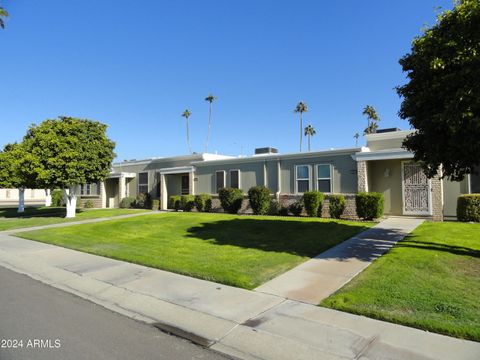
[402,162,432,215]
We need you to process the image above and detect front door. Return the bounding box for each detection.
[402,162,432,215]
[181,175,189,195]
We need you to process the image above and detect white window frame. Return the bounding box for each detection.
[230,169,241,189]
[138,172,149,194]
[316,164,333,193]
[295,165,311,194]
[215,170,226,193]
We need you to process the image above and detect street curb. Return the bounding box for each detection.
[153,321,215,348]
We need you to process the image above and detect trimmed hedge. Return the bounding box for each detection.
[356,192,384,220]
[181,195,195,212]
[248,186,271,215]
[119,196,136,209]
[289,201,303,216]
[279,206,289,216]
[83,199,94,209]
[457,194,480,222]
[169,195,182,211]
[329,194,346,219]
[219,188,243,214]
[268,200,281,216]
[51,189,65,207]
[302,191,324,217]
[135,193,151,209]
[195,194,212,212]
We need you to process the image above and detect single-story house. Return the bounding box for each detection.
[1,128,478,220]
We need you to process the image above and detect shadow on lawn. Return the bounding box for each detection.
[0,207,85,219]
[186,218,371,258]
[396,238,480,258]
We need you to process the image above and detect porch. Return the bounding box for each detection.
[105,172,136,208]
[158,166,195,210]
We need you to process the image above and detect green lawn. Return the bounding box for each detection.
[0,207,149,231]
[16,212,372,289]
[321,222,480,342]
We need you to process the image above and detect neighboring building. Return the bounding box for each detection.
[1,129,478,220]
[0,188,47,206]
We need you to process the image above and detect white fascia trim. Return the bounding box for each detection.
[354,149,414,161]
[108,172,137,179]
[156,166,195,175]
[365,130,415,142]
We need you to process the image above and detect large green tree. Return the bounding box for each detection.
[23,117,116,218]
[0,143,38,213]
[397,0,480,181]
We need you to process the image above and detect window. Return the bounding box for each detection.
[216,171,226,193]
[230,170,240,189]
[295,165,310,193]
[80,183,100,196]
[317,164,332,193]
[138,172,149,194]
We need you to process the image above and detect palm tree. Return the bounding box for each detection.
[181,109,192,154]
[304,125,316,152]
[0,7,8,29]
[204,94,217,153]
[354,132,360,147]
[294,101,308,152]
[362,105,380,135]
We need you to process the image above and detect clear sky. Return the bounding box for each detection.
[1,0,453,161]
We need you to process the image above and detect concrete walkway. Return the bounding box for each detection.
[255,217,425,304]
[0,219,478,359]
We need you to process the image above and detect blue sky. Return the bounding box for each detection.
[1,0,452,161]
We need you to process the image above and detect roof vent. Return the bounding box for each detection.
[254,147,278,155]
[375,128,401,134]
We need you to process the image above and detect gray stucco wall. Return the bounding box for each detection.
[443,178,470,217]
[367,138,405,151]
[368,159,403,215]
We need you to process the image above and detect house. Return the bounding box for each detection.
[2,128,478,220]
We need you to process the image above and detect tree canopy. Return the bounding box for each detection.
[22,116,116,189]
[0,6,8,29]
[397,0,480,181]
[362,105,380,135]
[0,142,37,189]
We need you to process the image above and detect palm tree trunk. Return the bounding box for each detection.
[308,135,311,151]
[300,113,303,152]
[186,119,192,154]
[205,103,212,153]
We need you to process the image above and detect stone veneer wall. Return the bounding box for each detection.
[357,161,368,192]
[431,174,443,221]
[78,197,103,208]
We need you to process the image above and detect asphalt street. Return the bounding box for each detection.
[0,266,229,360]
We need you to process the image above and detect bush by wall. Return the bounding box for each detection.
[51,189,64,207]
[356,192,384,220]
[457,194,480,222]
[194,194,212,212]
[119,196,136,209]
[135,193,151,209]
[151,199,160,210]
[329,194,346,219]
[303,191,324,217]
[181,195,195,212]
[279,206,289,216]
[218,188,243,214]
[83,199,94,209]
[248,186,271,215]
[169,195,182,211]
[289,201,303,216]
[268,200,280,216]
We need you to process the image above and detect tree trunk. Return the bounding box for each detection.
[17,188,25,213]
[44,189,52,207]
[308,135,311,152]
[63,187,77,218]
[186,118,192,154]
[205,103,212,153]
[300,113,303,152]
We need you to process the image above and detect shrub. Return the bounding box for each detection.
[356,192,384,220]
[135,193,151,209]
[205,197,213,212]
[303,191,324,217]
[151,199,160,210]
[181,195,195,212]
[195,194,212,212]
[268,200,280,216]
[279,206,289,216]
[329,194,346,219]
[168,195,181,210]
[51,189,64,207]
[83,199,94,208]
[457,194,480,222]
[289,201,303,216]
[218,188,243,214]
[248,186,271,215]
[119,196,136,209]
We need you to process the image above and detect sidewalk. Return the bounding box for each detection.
[255,217,424,304]
[0,222,479,359]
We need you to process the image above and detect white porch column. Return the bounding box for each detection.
[118,174,126,203]
[276,159,282,199]
[100,181,107,208]
[189,170,195,196]
[263,161,268,187]
[357,161,369,192]
[161,173,168,210]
